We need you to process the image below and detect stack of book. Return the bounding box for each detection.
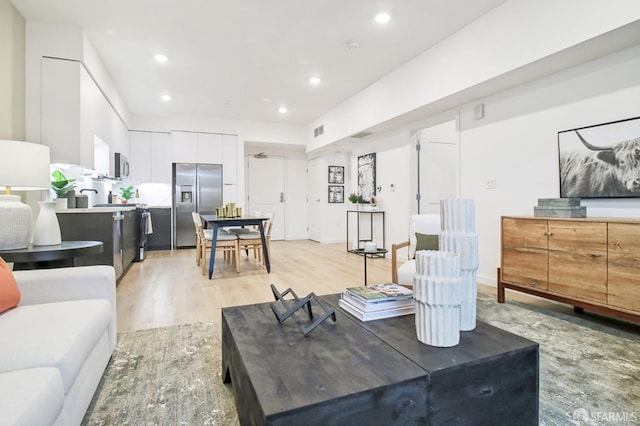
[339,283,415,321]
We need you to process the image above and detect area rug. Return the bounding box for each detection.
[82,294,640,425]
[81,322,239,426]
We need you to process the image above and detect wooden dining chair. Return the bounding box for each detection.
[237,212,273,267]
[194,216,240,275]
[192,212,205,266]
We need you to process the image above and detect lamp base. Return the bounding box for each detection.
[0,194,33,250]
[33,201,62,246]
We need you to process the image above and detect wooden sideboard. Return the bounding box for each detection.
[498,216,640,323]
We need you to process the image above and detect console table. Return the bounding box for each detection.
[346,209,385,253]
[222,294,539,425]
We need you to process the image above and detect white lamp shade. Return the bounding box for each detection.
[0,140,51,191]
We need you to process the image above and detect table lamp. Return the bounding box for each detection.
[0,140,52,250]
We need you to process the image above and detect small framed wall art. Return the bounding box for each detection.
[328,185,344,203]
[328,166,344,184]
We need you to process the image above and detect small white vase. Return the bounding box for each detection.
[33,201,62,246]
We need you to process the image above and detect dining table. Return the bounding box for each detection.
[200,214,271,279]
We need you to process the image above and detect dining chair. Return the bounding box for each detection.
[193,215,240,275]
[191,212,204,266]
[237,212,274,267]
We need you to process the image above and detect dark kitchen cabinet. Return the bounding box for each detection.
[57,209,138,279]
[147,208,171,250]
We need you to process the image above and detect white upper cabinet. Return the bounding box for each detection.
[197,133,223,164]
[129,131,172,184]
[129,131,152,183]
[41,57,129,170]
[171,131,198,163]
[41,59,88,166]
[222,134,237,184]
[151,133,171,184]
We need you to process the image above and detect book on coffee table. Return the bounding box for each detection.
[341,291,414,312]
[338,298,415,321]
[344,283,413,303]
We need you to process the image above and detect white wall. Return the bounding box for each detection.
[459,44,640,286]
[346,134,412,257]
[0,0,25,140]
[307,0,640,151]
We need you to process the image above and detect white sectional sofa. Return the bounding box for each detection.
[0,265,116,425]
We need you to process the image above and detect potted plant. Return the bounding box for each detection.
[119,185,135,204]
[348,193,365,209]
[51,170,76,209]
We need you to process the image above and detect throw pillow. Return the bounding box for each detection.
[0,257,20,313]
[415,233,439,256]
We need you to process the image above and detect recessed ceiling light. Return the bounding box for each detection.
[346,41,360,50]
[161,94,171,101]
[309,76,321,85]
[278,106,288,114]
[374,12,391,24]
[154,54,168,63]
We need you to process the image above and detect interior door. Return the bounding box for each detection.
[418,120,458,214]
[247,155,286,240]
[307,158,322,242]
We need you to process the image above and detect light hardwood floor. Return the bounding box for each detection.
[116,240,638,333]
[117,240,406,332]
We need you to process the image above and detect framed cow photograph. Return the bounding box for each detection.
[558,115,640,198]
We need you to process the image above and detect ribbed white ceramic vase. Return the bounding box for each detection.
[414,250,462,347]
[33,201,62,246]
[0,194,33,250]
[440,199,479,331]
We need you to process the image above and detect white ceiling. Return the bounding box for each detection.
[11,0,507,125]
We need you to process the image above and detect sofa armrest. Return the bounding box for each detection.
[391,240,410,283]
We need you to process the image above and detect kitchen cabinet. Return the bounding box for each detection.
[147,208,172,250]
[41,59,90,167]
[198,133,223,164]
[151,133,172,183]
[171,131,198,163]
[499,216,640,323]
[171,131,227,165]
[130,131,172,184]
[222,134,238,184]
[130,131,152,183]
[41,57,129,168]
[57,209,138,279]
[122,210,138,267]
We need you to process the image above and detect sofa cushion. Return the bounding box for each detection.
[0,367,64,426]
[0,257,20,313]
[0,299,111,393]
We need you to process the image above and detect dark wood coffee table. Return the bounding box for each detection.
[222,294,539,425]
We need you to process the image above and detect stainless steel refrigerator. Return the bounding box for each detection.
[173,163,223,248]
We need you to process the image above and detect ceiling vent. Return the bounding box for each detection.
[350,131,373,139]
[313,125,324,138]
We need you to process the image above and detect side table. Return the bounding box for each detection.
[0,241,104,270]
[353,248,388,286]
